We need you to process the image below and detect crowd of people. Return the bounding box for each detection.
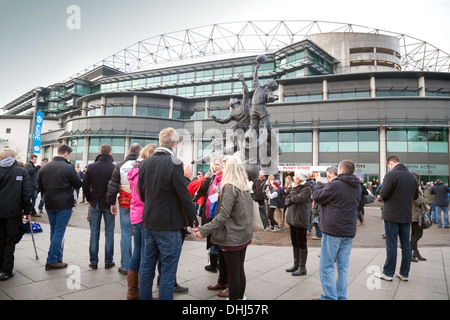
[0,129,449,300]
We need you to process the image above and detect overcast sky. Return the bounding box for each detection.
[1,0,449,109]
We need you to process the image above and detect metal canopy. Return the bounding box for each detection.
[64,20,450,82]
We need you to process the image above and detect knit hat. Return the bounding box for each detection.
[294,169,311,182]
[272,180,280,189]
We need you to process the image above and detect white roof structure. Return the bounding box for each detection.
[66,20,450,81]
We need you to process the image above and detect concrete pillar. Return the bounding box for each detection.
[132,95,138,116]
[100,96,106,115]
[124,136,130,159]
[312,128,319,166]
[379,127,387,181]
[169,98,174,118]
[370,76,376,98]
[322,80,328,100]
[81,101,88,117]
[82,136,89,167]
[205,99,210,119]
[278,84,284,103]
[418,76,426,97]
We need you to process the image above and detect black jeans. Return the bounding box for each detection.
[290,226,308,249]
[223,247,247,300]
[410,222,423,252]
[0,218,21,273]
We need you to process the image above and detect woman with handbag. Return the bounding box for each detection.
[193,155,253,300]
[411,173,429,262]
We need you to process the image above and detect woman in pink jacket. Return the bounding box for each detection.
[126,144,157,300]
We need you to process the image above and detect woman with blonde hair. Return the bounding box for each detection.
[193,155,253,300]
[125,143,157,299]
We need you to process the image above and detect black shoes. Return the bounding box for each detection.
[0,271,15,281]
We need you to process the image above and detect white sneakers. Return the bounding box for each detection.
[375,272,408,281]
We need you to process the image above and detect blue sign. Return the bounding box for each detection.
[32,111,44,154]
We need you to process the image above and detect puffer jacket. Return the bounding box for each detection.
[0,157,33,219]
[199,183,253,247]
[285,181,313,228]
[37,156,82,210]
[313,174,362,238]
[127,161,144,225]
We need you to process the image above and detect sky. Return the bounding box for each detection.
[0,0,449,110]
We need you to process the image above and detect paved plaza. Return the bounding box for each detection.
[0,203,449,301]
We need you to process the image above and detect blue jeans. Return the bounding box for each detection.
[319,233,353,300]
[435,206,449,228]
[383,221,411,277]
[119,206,133,271]
[428,203,436,222]
[139,229,182,300]
[89,204,115,265]
[46,208,72,264]
[128,222,146,272]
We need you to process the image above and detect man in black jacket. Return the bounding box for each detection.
[312,160,361,300]
[376,156,419,282]
[252,170,269,229]
[82,144,116,270]
[38,144,82,271]
[25,154,41,217]
[0,148,33,280]
[430,179,450,228]
[138,127,198,300]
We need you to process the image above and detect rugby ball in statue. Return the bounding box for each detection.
[256,54,266,63]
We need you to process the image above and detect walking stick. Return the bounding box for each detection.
[28,221,39,260]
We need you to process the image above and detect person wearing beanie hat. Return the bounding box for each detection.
[295,170,311,182]
[285,169,313,276]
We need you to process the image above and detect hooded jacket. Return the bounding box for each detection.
[312,174,362,238]
[379,163,419,224]
[0,157,33,219]
[127,160,144,225]
[82,153,115,209]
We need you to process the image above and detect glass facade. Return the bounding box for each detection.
[67,137,84,154]
[319,129,379,153]
[89,137,125,154]
[387,127,448,153]
[278,131,312,152]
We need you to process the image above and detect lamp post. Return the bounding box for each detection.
[27,87,42,159]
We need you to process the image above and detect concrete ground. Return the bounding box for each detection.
[1,201,449,301]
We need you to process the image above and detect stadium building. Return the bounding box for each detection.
[1,21,450,183]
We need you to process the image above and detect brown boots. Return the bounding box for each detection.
[127,270,139,300]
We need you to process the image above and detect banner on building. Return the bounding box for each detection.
[32,111,44,154]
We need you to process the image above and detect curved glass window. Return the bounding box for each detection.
[387,127,448,153]
[137,106,169,118]
[67,137,84,154]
